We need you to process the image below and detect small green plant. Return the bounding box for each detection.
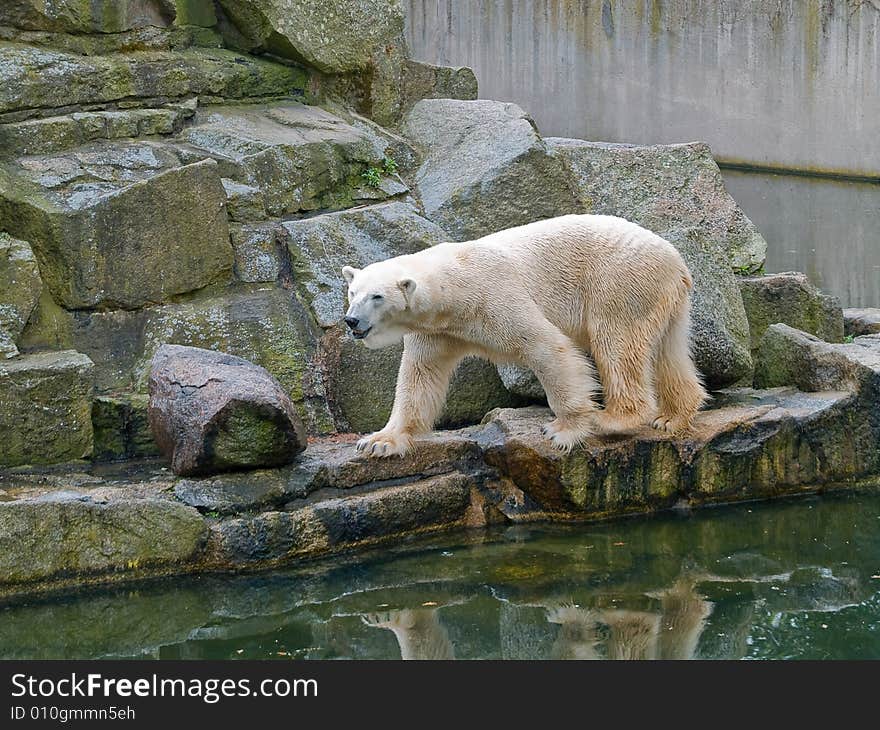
[361,157,399,188]
[361,166,382,188]
[205,510,221,519]
[844,334,855,343]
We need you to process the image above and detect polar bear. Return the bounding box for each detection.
[342,214,706,457]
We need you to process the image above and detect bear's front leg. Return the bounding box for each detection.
[356,334,464,458]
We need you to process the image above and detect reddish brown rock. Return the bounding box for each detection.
[148,345,306,476]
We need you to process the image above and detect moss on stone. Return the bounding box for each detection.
[92,394,159,462]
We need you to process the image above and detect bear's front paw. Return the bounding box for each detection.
[543,416,594,452]
[355,431,412,458]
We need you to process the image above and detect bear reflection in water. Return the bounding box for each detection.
[362,576,712,660]
[362,609,456,660]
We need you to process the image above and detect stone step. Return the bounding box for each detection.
[207,471,482,567]
[174,431,483,514]
[0,42,311,121]
[0,100,196,155]
[0,490,206,586]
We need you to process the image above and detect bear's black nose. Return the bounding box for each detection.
[344,316,359,330]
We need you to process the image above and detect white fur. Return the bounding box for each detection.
[343,214,707,457]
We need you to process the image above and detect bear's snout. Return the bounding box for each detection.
[345,316,372,339]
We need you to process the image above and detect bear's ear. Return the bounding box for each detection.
[341,266,360,284]
[398,277,417,302]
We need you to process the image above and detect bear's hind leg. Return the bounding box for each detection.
[651,301,707,433]
[591,332,657,435]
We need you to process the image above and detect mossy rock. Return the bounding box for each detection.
[739,272,844,350]
[0,495,207,585]
[0,43,311,116]
[92,394,160,462]
[0,350,94,467]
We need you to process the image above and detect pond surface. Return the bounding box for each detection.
[3,491,880,660]
[722,170,880,308]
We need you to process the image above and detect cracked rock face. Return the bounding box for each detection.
[147,344,307,477]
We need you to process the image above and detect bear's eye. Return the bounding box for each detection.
[371,294,384,301]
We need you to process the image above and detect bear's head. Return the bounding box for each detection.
[341,261,417,350]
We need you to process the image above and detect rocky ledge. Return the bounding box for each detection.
[2,328,878,599]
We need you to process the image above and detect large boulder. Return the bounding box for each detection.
[548,138,757,388]
[179,103,404,218]
[401,99,580,240]
[549,139,767,272]
[0,233,42,359]
[148,344,307,476]
[739,272,843,350]
[0,148,232,310]
[215,0,405,73]
[0,350,94,467]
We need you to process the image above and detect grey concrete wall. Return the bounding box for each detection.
[405,0,880,178]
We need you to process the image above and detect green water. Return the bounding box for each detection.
[3,491,880,660]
